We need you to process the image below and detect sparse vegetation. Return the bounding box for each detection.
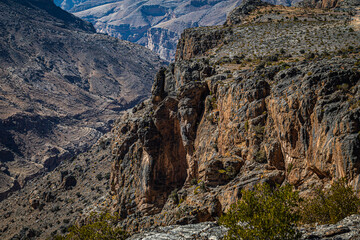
[104,172,111,180]
[255,149,267,163]
[169,189,179,204]
[53,211,128,240]
[245,120,249,131]
[96,173,103,181]
[336,83,350,91]
[300,178,360,224]
[219,183,301,240]
[190,178,198,186]
[253,124,265,137]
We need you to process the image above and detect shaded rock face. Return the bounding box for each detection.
[110,57,360,230]
[110,60,212,218]
[175,27,229,61]
[109,3,360,231]
[0,0,164,200]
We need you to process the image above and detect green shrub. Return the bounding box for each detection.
[53,211,128,240]
[219,183,301,240]
[255,149,267,163]
[244,120,249,131]
[336,83,349,91]
[104,172,111,180]
[190,178,198,186]
[169,189,179,204]
[300,178,360,224]
[253,124,265,136]
[96,173,103,181]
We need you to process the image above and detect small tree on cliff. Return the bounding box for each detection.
[301,178,360,224]
[53,211,128,240]
[219,183,301,240]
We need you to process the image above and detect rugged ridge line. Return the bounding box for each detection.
[54,0,308,61]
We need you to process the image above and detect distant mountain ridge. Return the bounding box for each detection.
[54,0,302,61]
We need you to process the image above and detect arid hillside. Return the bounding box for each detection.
[0,0,165,201]
[0,0,360,239]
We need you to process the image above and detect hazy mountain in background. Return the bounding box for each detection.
[53,0,239,61]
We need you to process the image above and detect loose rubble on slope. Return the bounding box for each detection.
[0,134,115,239]
[0,0,164,201]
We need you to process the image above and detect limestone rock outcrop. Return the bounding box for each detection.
[1,1,360,239]
[225,0,271,25]
[109,3,360,232]
[110,55,360,231]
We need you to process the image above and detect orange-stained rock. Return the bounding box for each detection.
[109,1,360,233]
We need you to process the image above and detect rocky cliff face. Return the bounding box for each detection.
[108,1,360,233]
[1,1,359,239]
[54,0,306,62]
[0,0,164,200]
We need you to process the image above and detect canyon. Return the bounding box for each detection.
[0,0,360,239]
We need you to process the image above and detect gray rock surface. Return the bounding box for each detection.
[127,215,360,240]
[129,222,227,240]
[301,215,360,239]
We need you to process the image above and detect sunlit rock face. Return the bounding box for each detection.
[108,2,360,232]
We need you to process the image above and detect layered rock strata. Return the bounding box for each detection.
[1,1,359,239]
[109,2,360,233]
